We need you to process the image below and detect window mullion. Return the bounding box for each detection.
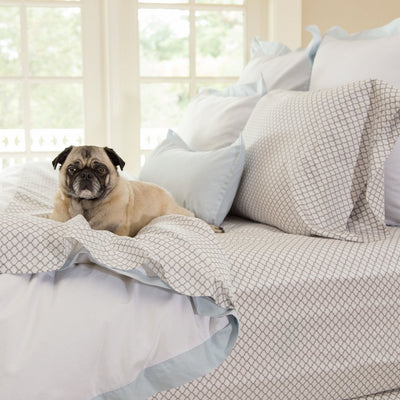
[189,0,196,98]
[20,3,31,159]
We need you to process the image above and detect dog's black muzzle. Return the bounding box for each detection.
[77,168,96,190]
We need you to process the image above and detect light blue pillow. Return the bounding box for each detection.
[325,17,400,40]
[238,25,321,93]
[250,37,291,59]
[251,25,321,63]
[139,130,245,226]
[200,76,266,97]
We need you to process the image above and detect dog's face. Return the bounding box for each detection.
[52,146,125,200]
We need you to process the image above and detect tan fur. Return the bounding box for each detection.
[52,177,194,237]
[50,146,196,237]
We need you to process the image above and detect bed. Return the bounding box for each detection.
[2,19,400,400]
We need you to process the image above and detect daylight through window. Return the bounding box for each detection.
[138,0,245,162]
[0,0,83,169]
[0,0,265,173]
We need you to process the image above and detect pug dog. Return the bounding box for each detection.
[50,145,223,237]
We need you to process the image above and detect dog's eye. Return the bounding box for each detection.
[67,166,77,174]
[96,166,107,175]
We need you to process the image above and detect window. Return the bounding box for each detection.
[138,0,245,162]
[0,0,267,174]
[0,0,105,170]
[0,0,85,169]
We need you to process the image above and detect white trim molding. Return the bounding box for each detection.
[82,0,108,147]
[103,0,141,174]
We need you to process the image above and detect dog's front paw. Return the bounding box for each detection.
[209,224,225,233]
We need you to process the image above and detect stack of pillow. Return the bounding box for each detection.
[140,18,400,241]
[309,18,400,230]
[140,26,321,227]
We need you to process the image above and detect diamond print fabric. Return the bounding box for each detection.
[0,163,235,309]
[0,162,58,217]
[0,212,235,309]
[233,80,400,242]
[153,216,400,400]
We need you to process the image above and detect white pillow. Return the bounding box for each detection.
[309,20,400,225]
[309,33,400,90]
[238,25,321,92]
[139,130,245,226]
[178,93,260,151]
[243,50,311,91]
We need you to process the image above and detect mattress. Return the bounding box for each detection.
[154,216,400,399]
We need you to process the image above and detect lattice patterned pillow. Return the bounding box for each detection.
[232,80,400,242]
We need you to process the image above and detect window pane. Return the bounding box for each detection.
[0,82,24,153]
[140,82,189,149]
[196,10,243,76]
[27,7,82,76]
[196,0,244,3]
[139,9,189,77]
[30,83,84,151]
[30,83,83,128]
[0,7,21,76]
[0,82,23,129]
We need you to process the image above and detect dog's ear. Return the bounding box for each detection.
[104,147,125,171]
[52,146,73,169]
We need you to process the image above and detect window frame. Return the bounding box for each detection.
[0,0,269,174]
[0,1,88,166]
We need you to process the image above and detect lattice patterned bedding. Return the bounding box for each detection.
[154,217,400,399]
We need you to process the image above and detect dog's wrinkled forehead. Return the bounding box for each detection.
[66,146,113,168]
[80,146,92,160]
[52,145,125,171]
